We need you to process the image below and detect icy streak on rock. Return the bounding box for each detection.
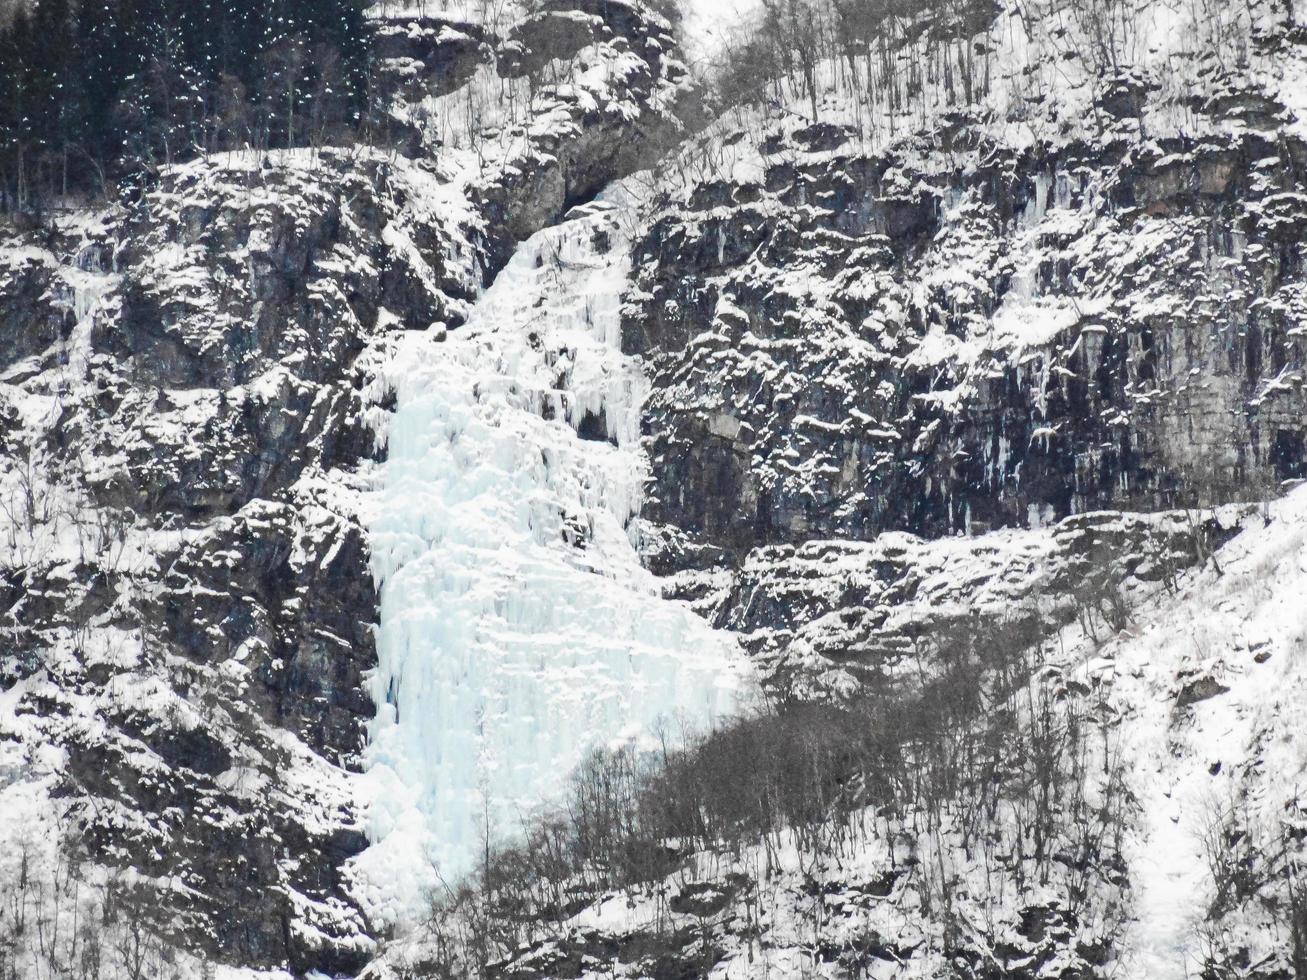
[357,182,744,923]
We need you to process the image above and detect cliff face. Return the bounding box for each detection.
[629,131,1307,569]
[0,154,391,977]
[1,0,1306,976]
[622,119,1307,701]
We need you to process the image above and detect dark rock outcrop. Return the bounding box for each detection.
[373,15,492,100]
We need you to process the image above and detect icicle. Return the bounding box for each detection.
[1023,173,1051,227]
[1054,171,1073,210]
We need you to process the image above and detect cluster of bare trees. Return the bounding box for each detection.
[706,0,1272,147]
[397,612,1131,976]
[714,0,998,131]
[1196,791,1307,978]
[0,812,182,980]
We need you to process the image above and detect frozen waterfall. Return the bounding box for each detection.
[355,183,743,921]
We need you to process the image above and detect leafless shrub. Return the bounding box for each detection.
[1068,540,1131,642]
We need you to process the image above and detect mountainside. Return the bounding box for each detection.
[0,0,1305,977]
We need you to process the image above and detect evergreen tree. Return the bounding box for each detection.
[77,0,128,168]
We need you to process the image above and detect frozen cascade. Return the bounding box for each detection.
[355,183,744,921]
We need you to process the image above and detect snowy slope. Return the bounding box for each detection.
[1089,489,1307,977]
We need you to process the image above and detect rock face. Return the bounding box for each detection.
[627,130,1307,570]
[671,507,1247,694]
[373,16,492,101]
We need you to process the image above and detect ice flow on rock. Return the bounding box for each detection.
[357,184,742,919]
